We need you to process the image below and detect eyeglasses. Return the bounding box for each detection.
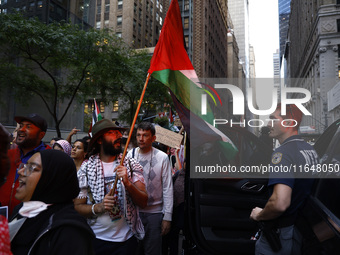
[18,163,40,177]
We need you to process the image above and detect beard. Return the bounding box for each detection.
[16,131,40,149]
[102,138,122,156]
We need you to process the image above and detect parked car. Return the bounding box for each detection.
[184,121,340,254]
[184,126,272,254]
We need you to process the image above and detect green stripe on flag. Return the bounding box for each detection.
[152,69,215,124]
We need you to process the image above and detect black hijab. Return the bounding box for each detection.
[30,149,80,203]
[11,150,81,254]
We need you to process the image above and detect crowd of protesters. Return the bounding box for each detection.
[0,113,186,255]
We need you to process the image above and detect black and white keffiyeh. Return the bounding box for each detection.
[77,153,145,240]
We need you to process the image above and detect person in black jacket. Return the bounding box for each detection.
[10,149,95,255]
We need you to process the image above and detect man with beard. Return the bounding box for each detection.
[0,113,49,216]
[74,119,148,255]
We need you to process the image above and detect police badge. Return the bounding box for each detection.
[271,152,283,164]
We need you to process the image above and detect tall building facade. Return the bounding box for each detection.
[0,0,89,28]
[278,0,291,64]
[228,0,249,78]
[273,49,280,102]
[92,0,169,48]
[273,49,280,79]
[190,0,229,78]
[287,0,340,133]
[0,0,91,139]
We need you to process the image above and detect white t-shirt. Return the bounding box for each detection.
[91,161,132,242]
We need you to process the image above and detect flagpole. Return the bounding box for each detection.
[109,73,151,196]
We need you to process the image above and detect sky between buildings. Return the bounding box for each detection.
[249,0,280,78]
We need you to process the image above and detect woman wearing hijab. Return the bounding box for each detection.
[53,139,72,156]
[9,149,95,255]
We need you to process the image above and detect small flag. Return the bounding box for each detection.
[88,99,103,137]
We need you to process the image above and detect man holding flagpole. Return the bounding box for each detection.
[74,119,148,255]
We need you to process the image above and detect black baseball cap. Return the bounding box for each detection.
[14,113,48,132]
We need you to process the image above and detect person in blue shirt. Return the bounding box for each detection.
[250,103,318,255]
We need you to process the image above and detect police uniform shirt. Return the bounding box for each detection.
[268,135,319,217]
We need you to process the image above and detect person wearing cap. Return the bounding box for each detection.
[74,119,148,255]
[0,113,51,216]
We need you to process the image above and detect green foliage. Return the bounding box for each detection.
[0,13,173,134]
[0,13,127,136]
[153,116,169,127]
[117,50,173,125]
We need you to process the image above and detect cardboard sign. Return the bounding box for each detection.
[155,125,183,149]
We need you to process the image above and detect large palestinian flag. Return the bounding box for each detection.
[148,0,237,159]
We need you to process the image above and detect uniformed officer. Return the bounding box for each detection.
[250,103,318,255]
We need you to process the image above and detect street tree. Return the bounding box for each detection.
[0,13,128,137]
[115,50,173,125]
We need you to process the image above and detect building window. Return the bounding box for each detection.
[160,4,163,12]
[116,32,122,38]
[113,101,119,112]
[185,35,189,48]
[183,17,189,29]
[96,21,101,29]
[117,16,122,25]
[100,102,105,113]
[29,2,35,11]
[105,4,110,12]
[37,1,42,8]
[337,19,340,32]
[156,12,159,21]
[97,5,101,14]
[159,17,162,25]
[118,0,123,9]
[104,20,109,27]
[184,0,189,11]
